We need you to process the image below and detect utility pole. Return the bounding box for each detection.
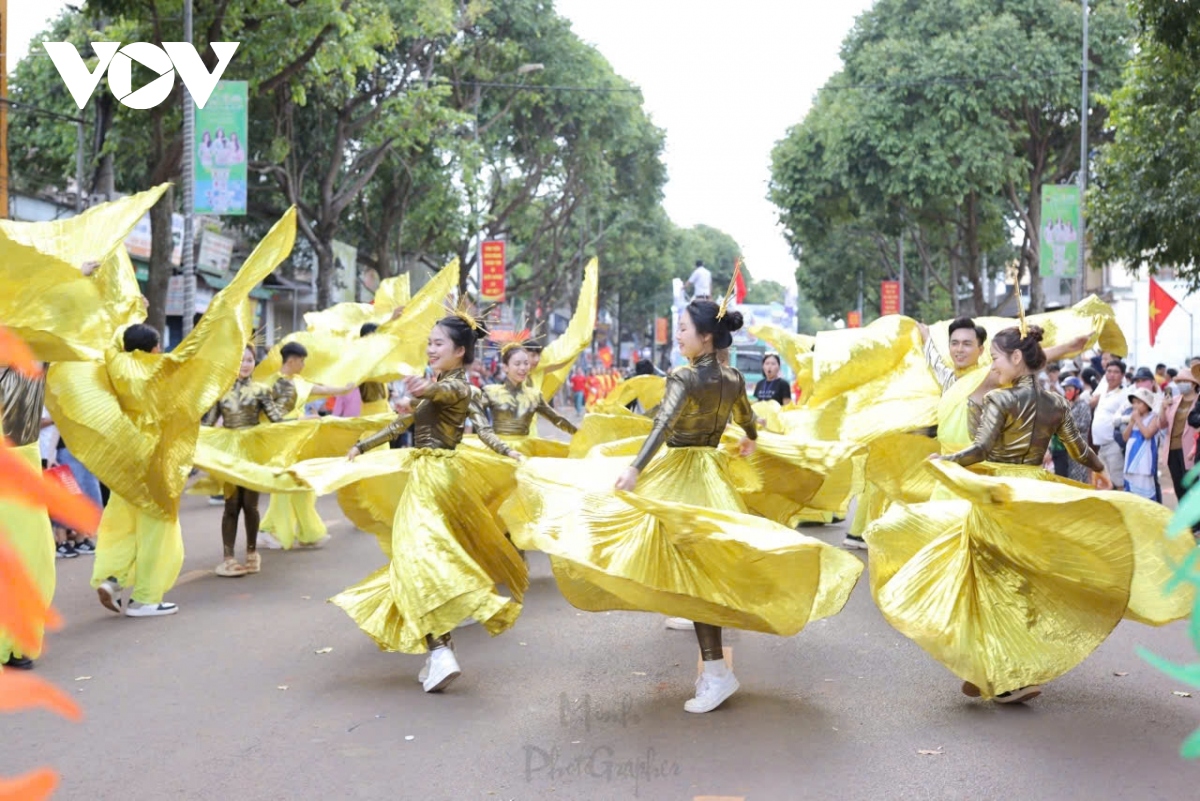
[1,0,9,219]
[1078,0,1090,300]
[180,0,197,335]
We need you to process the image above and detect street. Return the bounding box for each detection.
[7,477,1200,800]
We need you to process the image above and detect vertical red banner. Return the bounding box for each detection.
[880,280,900,316]
[480,240,506,302]
[655,317,669,345]
[847,310,862,328]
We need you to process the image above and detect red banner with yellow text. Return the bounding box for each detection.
[480,240,506,302]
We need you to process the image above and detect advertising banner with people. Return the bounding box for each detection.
[194,80,248,215]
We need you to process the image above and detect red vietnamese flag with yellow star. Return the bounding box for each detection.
[1149,277,1179,346]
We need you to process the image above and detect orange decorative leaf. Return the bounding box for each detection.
[0,328,42,378]
[0,672,84,721]
[0,534,61,655]
[0,768,58,801]
[0,445,101,534]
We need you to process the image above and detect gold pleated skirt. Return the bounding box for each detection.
[314,447,526,653]
[460,433,571,459]
[0,443,56,662]
[865,461,1194,698]
[501,447,864,635]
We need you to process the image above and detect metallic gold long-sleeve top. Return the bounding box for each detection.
[631,353,757,472]
[924,339,958,394]
[356,368,478,452]
[203,377,285,430]
[359,381,389,404]
[473,380,578,455]
[0,367,47,447]
[944,375,1104,472]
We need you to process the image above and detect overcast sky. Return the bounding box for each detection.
[8,1,875,287]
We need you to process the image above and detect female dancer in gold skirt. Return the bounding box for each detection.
[473,343,578,459]
[504,295,863,713]
[202,346,286,576]
[337,313,525,693]
[868,325,1192,703]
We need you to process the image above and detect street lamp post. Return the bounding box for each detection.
[1078,0,1090,301]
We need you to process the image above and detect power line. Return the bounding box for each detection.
[0,97,87,124]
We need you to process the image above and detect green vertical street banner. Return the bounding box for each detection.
[195,81,248,215]
[1039,185,1081,278]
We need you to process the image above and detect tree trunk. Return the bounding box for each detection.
[965,192,986,316]
[146,185,175,336]
[316,241,335,309]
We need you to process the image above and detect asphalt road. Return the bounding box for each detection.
[7,440,1200,799]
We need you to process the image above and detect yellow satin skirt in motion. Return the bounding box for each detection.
[461,433,570,459]
[260,492,327,548]
[296,446,525,653]
[501,447,864,635]
[865,461,1195,698]
[90,494,184,605]
[361,400,391,417]
[0,443,56,662]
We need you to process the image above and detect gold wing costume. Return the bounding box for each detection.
[44,210,297,604]
[0,186,168,362]
[865,375,1194,698]
[0,188,168,654]
[501,353,863,635]
[529,258,599,401]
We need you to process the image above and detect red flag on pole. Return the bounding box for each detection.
[1149,277,1179,346]
[734,258,747,304]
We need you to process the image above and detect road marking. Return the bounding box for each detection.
[174,569,212,586]
[696,646,734,676]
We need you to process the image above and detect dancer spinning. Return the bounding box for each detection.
[868,324,1191,703]
[504,279,862,714]
[203,345,286,576]
[328,310,525,693]
[473,342,578,459]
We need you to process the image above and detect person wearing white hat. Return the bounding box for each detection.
[1123,386,1162,500]
[1165,366,1200,502]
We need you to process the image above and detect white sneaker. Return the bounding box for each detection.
[684,669,740,713]
[125,601,179,617]
[208,495,225,506]
[418,656,431,684]
[422,647,462,693]
[97,578,123,614]
[257,531,284,550]
[841,535,868,550]
[665,617,695,631]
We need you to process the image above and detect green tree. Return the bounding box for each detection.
[1090,0,1200,286]
[771,0,1131,317]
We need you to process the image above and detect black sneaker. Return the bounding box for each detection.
[56,542,79,559]
[3,654,34,669]
[74,538,97,555]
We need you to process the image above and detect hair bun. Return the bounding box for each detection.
[720,310,744,333]
[473,326,489,341]
[1024,325,1045,344]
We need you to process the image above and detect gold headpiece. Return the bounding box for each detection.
[246,323,271,350]
[444,295,494,331]
[1016,289,1028,338]
[717,258,743,321]
[498,321,546,357]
